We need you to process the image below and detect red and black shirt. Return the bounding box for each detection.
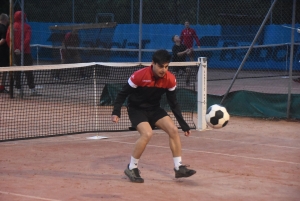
[112,65,190,131]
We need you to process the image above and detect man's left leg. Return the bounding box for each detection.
[155,116,196,178]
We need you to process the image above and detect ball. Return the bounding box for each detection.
[206,104,230,129]
[297,27,300,33]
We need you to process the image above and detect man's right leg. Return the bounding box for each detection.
[124,122,153,183]
[14,71,23,97]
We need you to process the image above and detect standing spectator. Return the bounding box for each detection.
[111,49,196,183]
[6,11,37,96]
[180,21,200,61]
[54,30,86,80]
[171,35,192,85]
[0,13,9,93]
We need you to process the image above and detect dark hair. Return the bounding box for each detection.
[152,49,171,65]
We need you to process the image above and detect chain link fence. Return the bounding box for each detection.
[2,0,300,120]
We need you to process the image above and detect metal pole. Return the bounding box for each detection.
[197,57,207,131]
[131,0,133,24]
[138,0,143,62]
[21,0,24,66]
[220,0,278,105]
[9,0,14,98]
[286,0,296,119]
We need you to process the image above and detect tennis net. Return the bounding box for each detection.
[0,62,201,141]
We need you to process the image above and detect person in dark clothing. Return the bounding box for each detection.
[111,49,196,183]
[0,13,9,93]
[171,35,192,85]
[172,34,191,73]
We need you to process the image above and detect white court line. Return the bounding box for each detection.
[154,130,300,150]
[105,139,300,165]
[0,134,139,146]
[0,191,61,201]
[190,136,300,150]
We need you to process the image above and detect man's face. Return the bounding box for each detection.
[1,18,9,26]
[185,21,190,28]
[152,62,169,78]
[174,35,181,43]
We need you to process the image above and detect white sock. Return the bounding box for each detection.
[173,156,182,170]
[129,156,139,170]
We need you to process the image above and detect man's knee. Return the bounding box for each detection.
[140,130,153,142]
[166,125,179,138]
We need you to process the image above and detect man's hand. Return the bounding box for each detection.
[14,49,21,55]
[184,130,191,137]
[111,115,119,123]
[186,48,192,55]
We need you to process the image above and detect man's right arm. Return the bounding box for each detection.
[112,83,135,117]
[175,45,189,57]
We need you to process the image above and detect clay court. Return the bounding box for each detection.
[0,116,299,201]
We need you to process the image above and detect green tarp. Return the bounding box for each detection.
[100,83,300,120]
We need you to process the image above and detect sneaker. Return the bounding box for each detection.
[174,165,196,178]
[124,164,144,183]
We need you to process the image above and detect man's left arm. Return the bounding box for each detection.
[166,89,190,132]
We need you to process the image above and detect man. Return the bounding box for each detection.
[0,13,9,93]
[180,21,200,61]
[172,35,191,63]
[54,30,86,80]
[6,11,37,96]
[111,49,196,183]
[172,35,192,85]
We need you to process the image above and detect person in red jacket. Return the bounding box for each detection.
[6,11,37,96]
[53,30,86,80]
[180,21,200,61]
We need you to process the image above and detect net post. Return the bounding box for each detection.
[196,57,207,131]
[93,65,99,131]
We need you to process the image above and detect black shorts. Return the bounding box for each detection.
[128,107,169,129]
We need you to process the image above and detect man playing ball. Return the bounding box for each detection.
[111,49,196,183]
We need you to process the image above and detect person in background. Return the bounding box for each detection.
[54,30,86,80]
[0,13,9,93]
[171,35,192,86]
[6,11,37,96]
[180,20,200,61]
[111,49,196,183]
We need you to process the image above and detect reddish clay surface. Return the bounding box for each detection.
[0,116,299,201]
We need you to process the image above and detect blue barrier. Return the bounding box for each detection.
[29,23,300,70]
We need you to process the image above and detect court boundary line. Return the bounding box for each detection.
[189,136,300,150]
[0,191,61,201]
[105,139,300,165]
[2,132,299,151]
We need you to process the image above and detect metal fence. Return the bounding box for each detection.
[3,0,300,119]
